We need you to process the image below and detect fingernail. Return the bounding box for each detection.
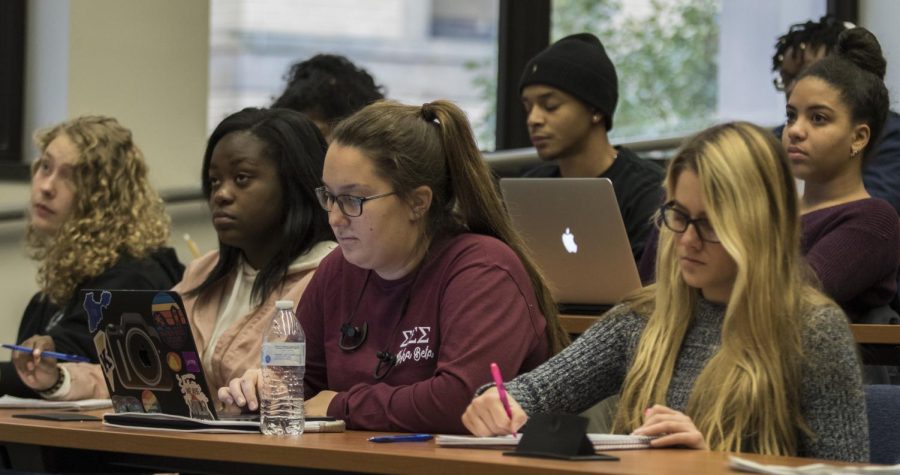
[645,407,652,416]
[238,398,245,405]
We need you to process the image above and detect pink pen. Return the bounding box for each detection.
[490,362,513,420]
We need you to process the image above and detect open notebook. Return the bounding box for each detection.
[436,433,656,451]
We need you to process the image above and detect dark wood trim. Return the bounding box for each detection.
[495,0,550,150]
[827,0,858,24]
[0,0,26,170]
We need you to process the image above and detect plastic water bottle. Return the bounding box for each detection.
[260,299,305,436]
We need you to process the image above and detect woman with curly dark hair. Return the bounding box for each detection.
[273,54,384,141]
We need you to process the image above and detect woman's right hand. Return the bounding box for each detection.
[218,368,261,414]
[461,387,528,436]
[12,335,60,391]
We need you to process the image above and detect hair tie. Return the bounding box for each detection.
[421,103,438,124]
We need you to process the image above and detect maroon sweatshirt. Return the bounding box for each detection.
[298,233,551,433]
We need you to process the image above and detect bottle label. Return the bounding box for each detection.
[261,342,305,367]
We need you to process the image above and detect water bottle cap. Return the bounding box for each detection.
[275,300,295,310]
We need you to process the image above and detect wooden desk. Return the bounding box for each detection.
[0,409,866,474]
[850,325,900,345]
[560,315,900,345]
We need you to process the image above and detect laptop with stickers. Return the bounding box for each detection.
[499,178,642,313]
[82,289,346,432]
[83,289,223,420]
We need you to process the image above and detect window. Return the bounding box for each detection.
[550,0,826,142]
[209,0,499,150]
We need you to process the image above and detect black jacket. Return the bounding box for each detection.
[524,146,665,262]
[0,247,184,396]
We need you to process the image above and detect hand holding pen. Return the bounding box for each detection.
[460,362,528,437]
[8,335,72,392]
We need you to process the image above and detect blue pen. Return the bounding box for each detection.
[368,434,433,443]
[2,344,91,363]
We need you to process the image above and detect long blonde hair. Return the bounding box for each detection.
[27,116,171,305]
[331,100,570,353]
[612,122,830,455]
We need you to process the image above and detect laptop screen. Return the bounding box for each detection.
[499,178,641,308]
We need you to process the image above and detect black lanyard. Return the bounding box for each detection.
[338,266,422,380]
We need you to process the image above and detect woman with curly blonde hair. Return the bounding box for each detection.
[3,115,184,397]
[463,122,868,462]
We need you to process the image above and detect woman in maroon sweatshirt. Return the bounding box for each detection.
[219,100,570,433]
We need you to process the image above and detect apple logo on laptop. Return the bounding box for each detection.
[561,227,578,253]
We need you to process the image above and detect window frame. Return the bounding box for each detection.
[6,1,862,162]
[0,0,30,180]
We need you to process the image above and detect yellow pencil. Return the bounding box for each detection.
[183,233,201,259]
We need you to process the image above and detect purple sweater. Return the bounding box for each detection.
[637,198,898,319]
[801,198,899,319]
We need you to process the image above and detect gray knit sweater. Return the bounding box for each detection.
[505,299,869,462]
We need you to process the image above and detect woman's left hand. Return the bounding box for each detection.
[12,335,60,392]
[305,390,337,417]
[631,404,708,450]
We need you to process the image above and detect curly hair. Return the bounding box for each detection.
[772,15,848,72]
[26,116,171,305]
[272,54,384,128]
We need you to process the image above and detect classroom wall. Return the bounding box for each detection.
[0,0,215,360]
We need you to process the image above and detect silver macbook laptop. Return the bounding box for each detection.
[499,178,642,310]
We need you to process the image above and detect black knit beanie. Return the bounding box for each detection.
[519,33,618,131]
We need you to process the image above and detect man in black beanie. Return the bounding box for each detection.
[521,33,663,262]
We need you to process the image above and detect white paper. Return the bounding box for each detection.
[435,433,655,450]
[729,456,900,474]
[0,395,111,411]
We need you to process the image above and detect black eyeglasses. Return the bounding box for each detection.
[658,203,720,243]
[315,186,396,218]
